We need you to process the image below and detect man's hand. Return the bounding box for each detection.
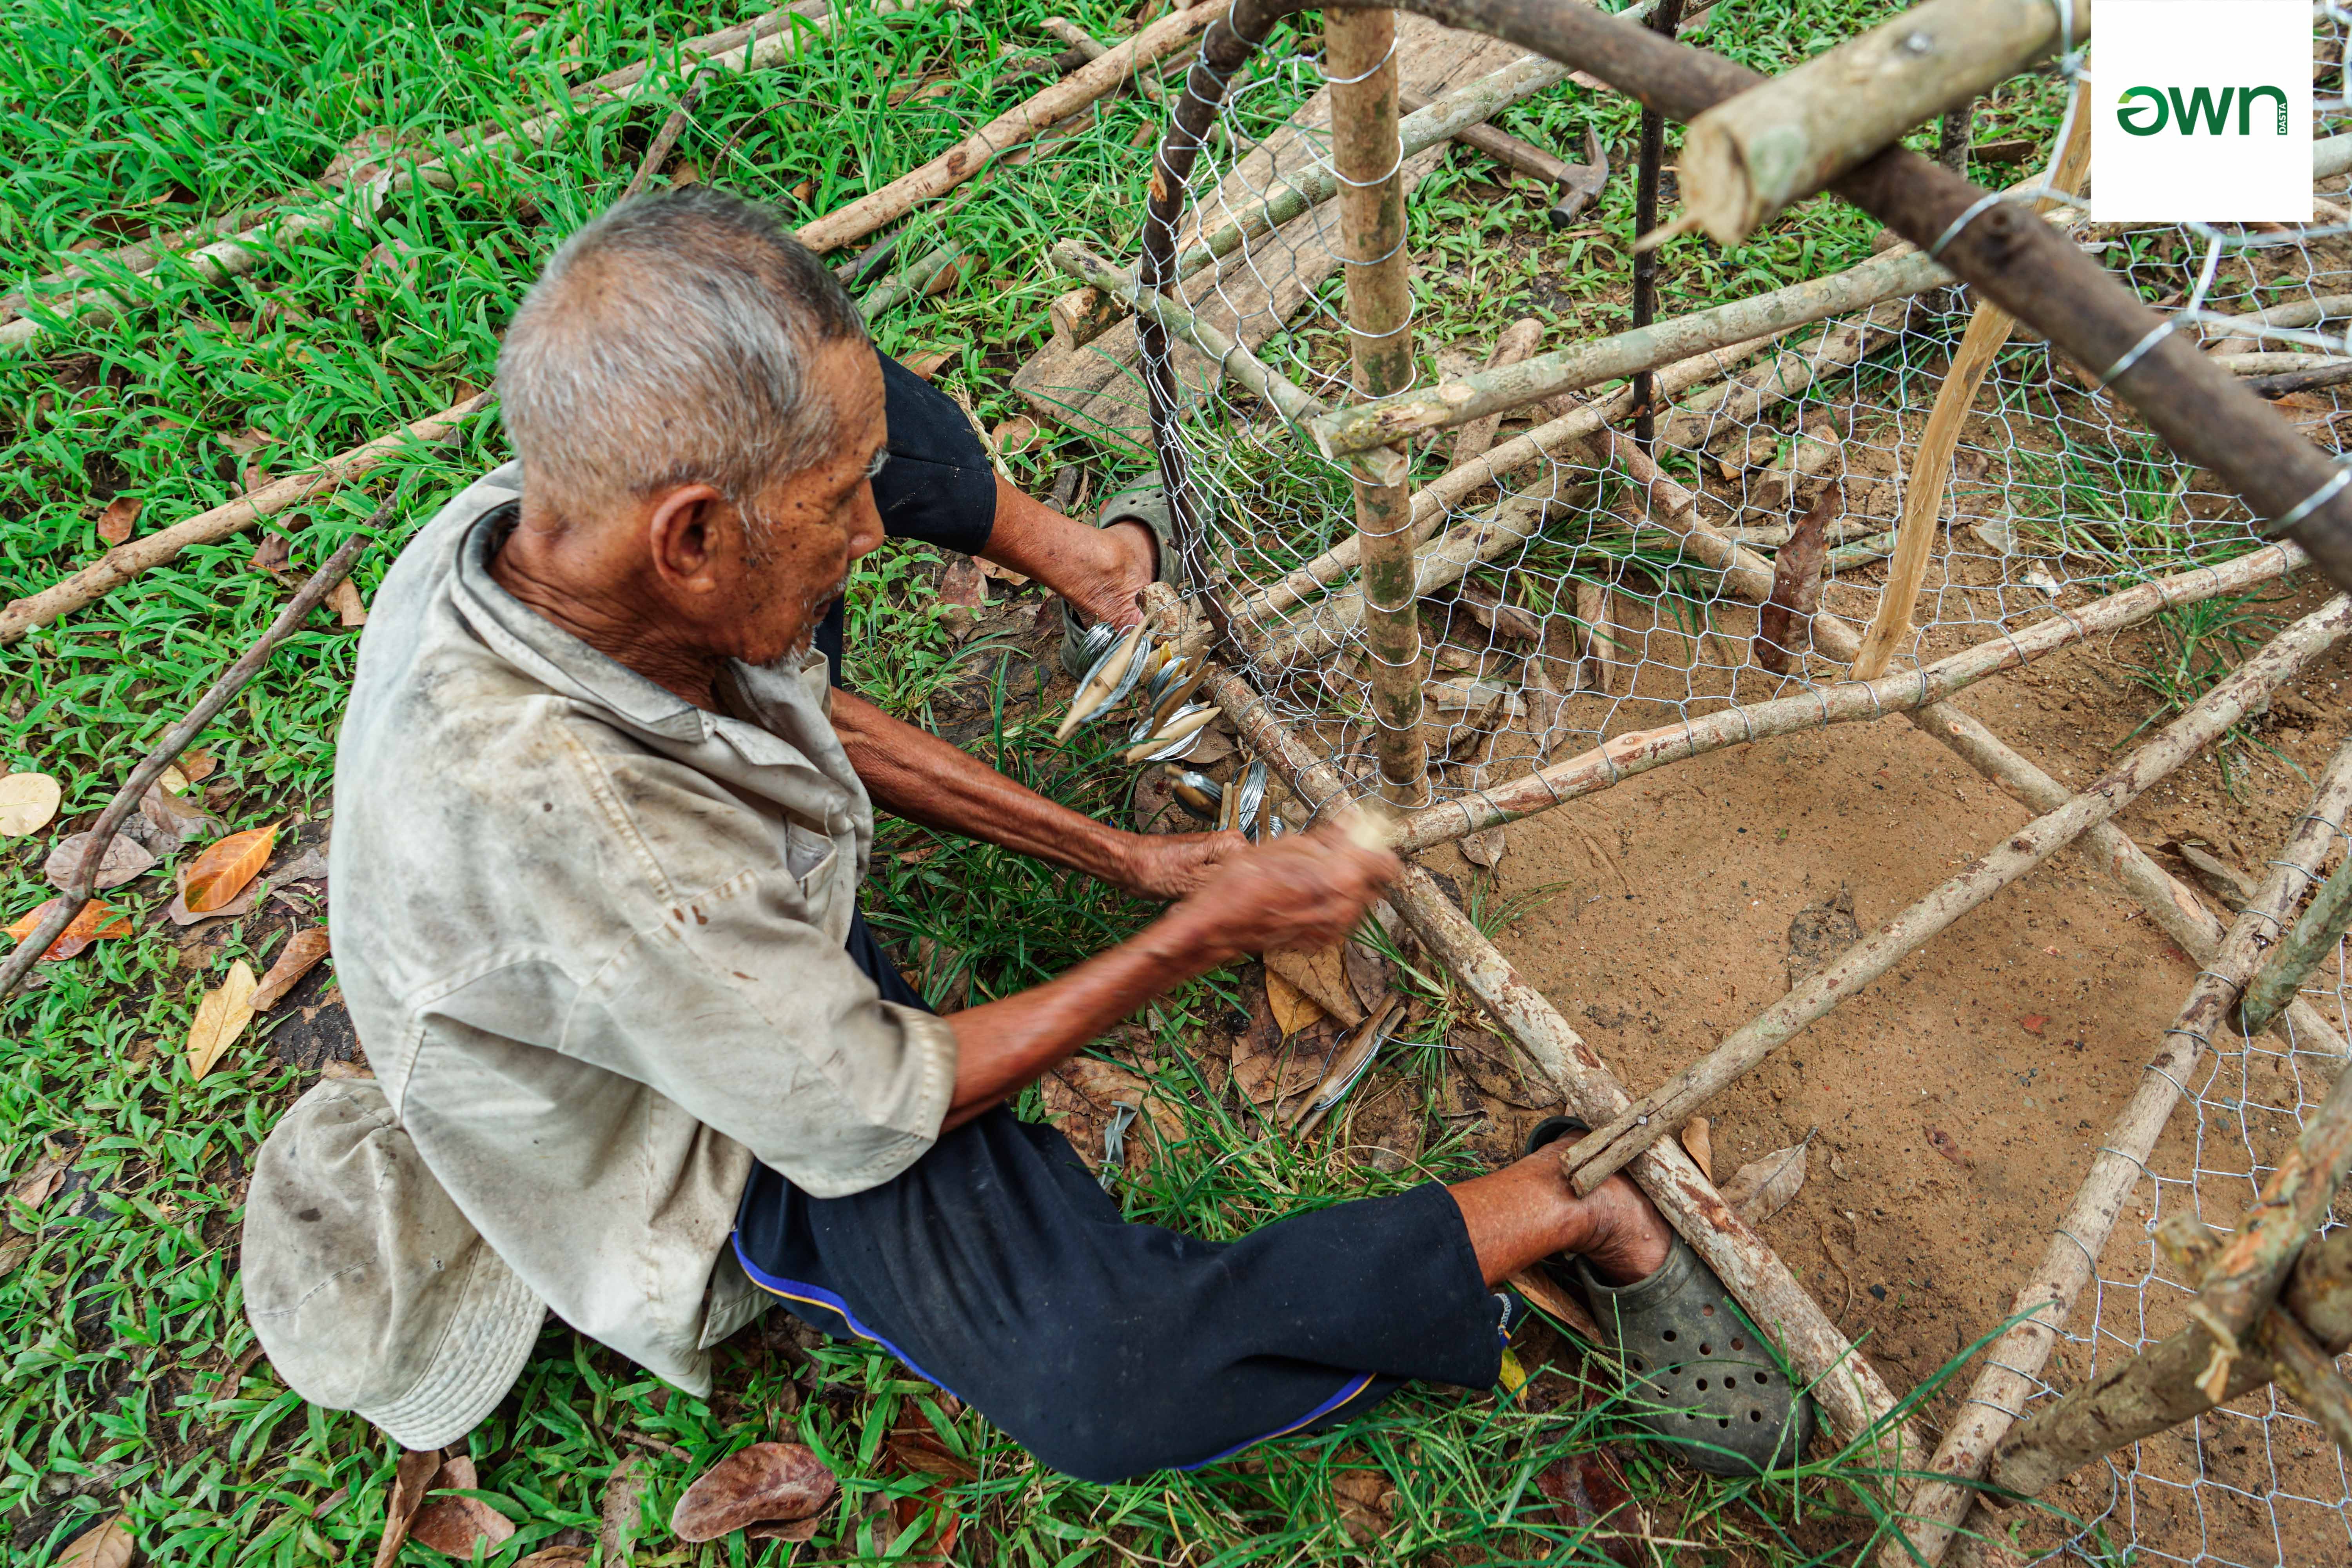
[1118,829,1248,900]
[1167,824,1401,964]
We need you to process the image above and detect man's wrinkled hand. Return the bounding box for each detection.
[1172,824,1401,961]
[1119,830,1247,900]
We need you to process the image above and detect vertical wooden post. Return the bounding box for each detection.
[1327,9,1429,805]
[1851,103,2091,679]
[1629,0,1686,448]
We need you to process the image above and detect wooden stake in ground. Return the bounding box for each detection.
[1848,98,2091,680]
[0,393,489,647]
[618,69,714,201]
[1327,5,1430,807]
[1887,734,2352,1567]
[1557,595,2352,1196]
[793,0,1225,254]
[2238,848,2352,1036]
[0,514,387,1004]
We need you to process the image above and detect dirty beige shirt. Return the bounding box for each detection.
[322,463,958,1394]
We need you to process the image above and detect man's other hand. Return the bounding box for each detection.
[1171,825,1401,962]
[1119,829,1247,900]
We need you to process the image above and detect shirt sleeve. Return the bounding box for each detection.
[874,348,997,555]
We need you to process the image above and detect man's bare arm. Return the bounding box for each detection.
[830,687,1239,900]
[938,828,1396,1129]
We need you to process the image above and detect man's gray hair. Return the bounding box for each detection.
[497,188,869,522]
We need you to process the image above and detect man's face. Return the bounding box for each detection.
[717,338,887,668]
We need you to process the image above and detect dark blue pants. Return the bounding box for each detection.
[732,910,1501,1483]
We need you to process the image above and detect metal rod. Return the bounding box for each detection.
[1629,0,1684,448]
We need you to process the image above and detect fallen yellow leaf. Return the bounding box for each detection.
[187,960,259,1081]
[1262,966,1325,1038]
[0,771,61,837]
[181,822,278,914]
[1497,1347,1529,1403]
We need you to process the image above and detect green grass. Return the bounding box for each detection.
[0,0,2102,1562]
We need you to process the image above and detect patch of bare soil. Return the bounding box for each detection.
[1446,573,2352,1555]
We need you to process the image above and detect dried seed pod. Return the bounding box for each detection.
[1123,704,1218,765]
[1169,771,1223,820]
[1056,623,1150,740]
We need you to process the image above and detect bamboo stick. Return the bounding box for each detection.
[1849,100,2092,681]
[1678,0,2089,246]
[1198,663,1920,1459]
[1328,7,1430,807]
[1888,734,2352,1566]
[1383,544,2307,853]
[2239,851,2352,1037]
[1555,595,2352,1198]
[1986,1229,2352,1497]
[0,517,384,1003]
[0,394,492,646]
[1236,329,1784,629]
[794,0,1228,254]
[1304,244,1949,457]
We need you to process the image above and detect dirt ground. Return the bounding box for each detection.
[1426,571,2352,1558]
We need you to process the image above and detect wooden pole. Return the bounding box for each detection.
[794,0,1229,254]
[1051,241,1327,425]
[1304,242,1947,457]
[1628,0,1684,448]
[1849,101,2092,680]
[1887,734,2352,1566]
[1677,0,2087,245]
[1986,1229,2352,1498]
[1556,596,2352,1197]
[1327,7,1431,806]
[0,393,492,646]
[1382,544,2307,853]
[2238,850,2352,1037]
[0,516,385,1004]
[1447,318,1545,467]
[1197,662,1922,1461]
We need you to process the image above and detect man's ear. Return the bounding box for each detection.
[644,484,731,595]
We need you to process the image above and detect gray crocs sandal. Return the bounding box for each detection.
[1528,1117,1817,1477]
[1059,474,1190,677]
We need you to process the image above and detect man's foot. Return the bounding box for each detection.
[1524,1116,1817,1477]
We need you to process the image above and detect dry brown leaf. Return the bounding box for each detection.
[0,771,62,837]
[1717,1140,1809,1225]
[1265,944,1365,1027]
[1232,1008,1342,1112]
[886,1401,979,1482]
[888,1485,959,1566]
[249,533,294,575]
[1536,1450,1644,1566]
[11,1151,69,1209]
[597,1456,645,1564]
[790,178,813,203]
[901,350,951,381]
[158,764,191,795]
[512,1550,592,1568]
[139,782,219,844]
[1341,940,1390,1015]
[408,1492,515,1558]
[186,960,259,1081]
[44,831,156,891]
[7,897,134,961]
[97,496,142,544]
[1679,1116,1713,1182]
[166,869,261,927]
[325,579,368,627]
[178,750,218,784]
[182,822,278,914]
[53,1514,133,1568]
[1446,1024,1549,1108]
[990,415,1038,455]
[1506,1266,1602,1340]
[1262,965,1327,1037]
[1038,1056,1182,1176]
[252,927,332,1011]
[220,426,276,456]
[1459,825,1506,867]
[1756,485,1833,675]
[372,1449,445,1568]
[671,1442,838,1543]
[238,462,272,496]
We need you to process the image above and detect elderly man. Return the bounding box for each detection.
[242,189,1808,1482]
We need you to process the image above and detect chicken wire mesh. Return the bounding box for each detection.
[1018,11,2352,1564]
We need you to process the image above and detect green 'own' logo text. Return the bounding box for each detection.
[2117,85,2291,136]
